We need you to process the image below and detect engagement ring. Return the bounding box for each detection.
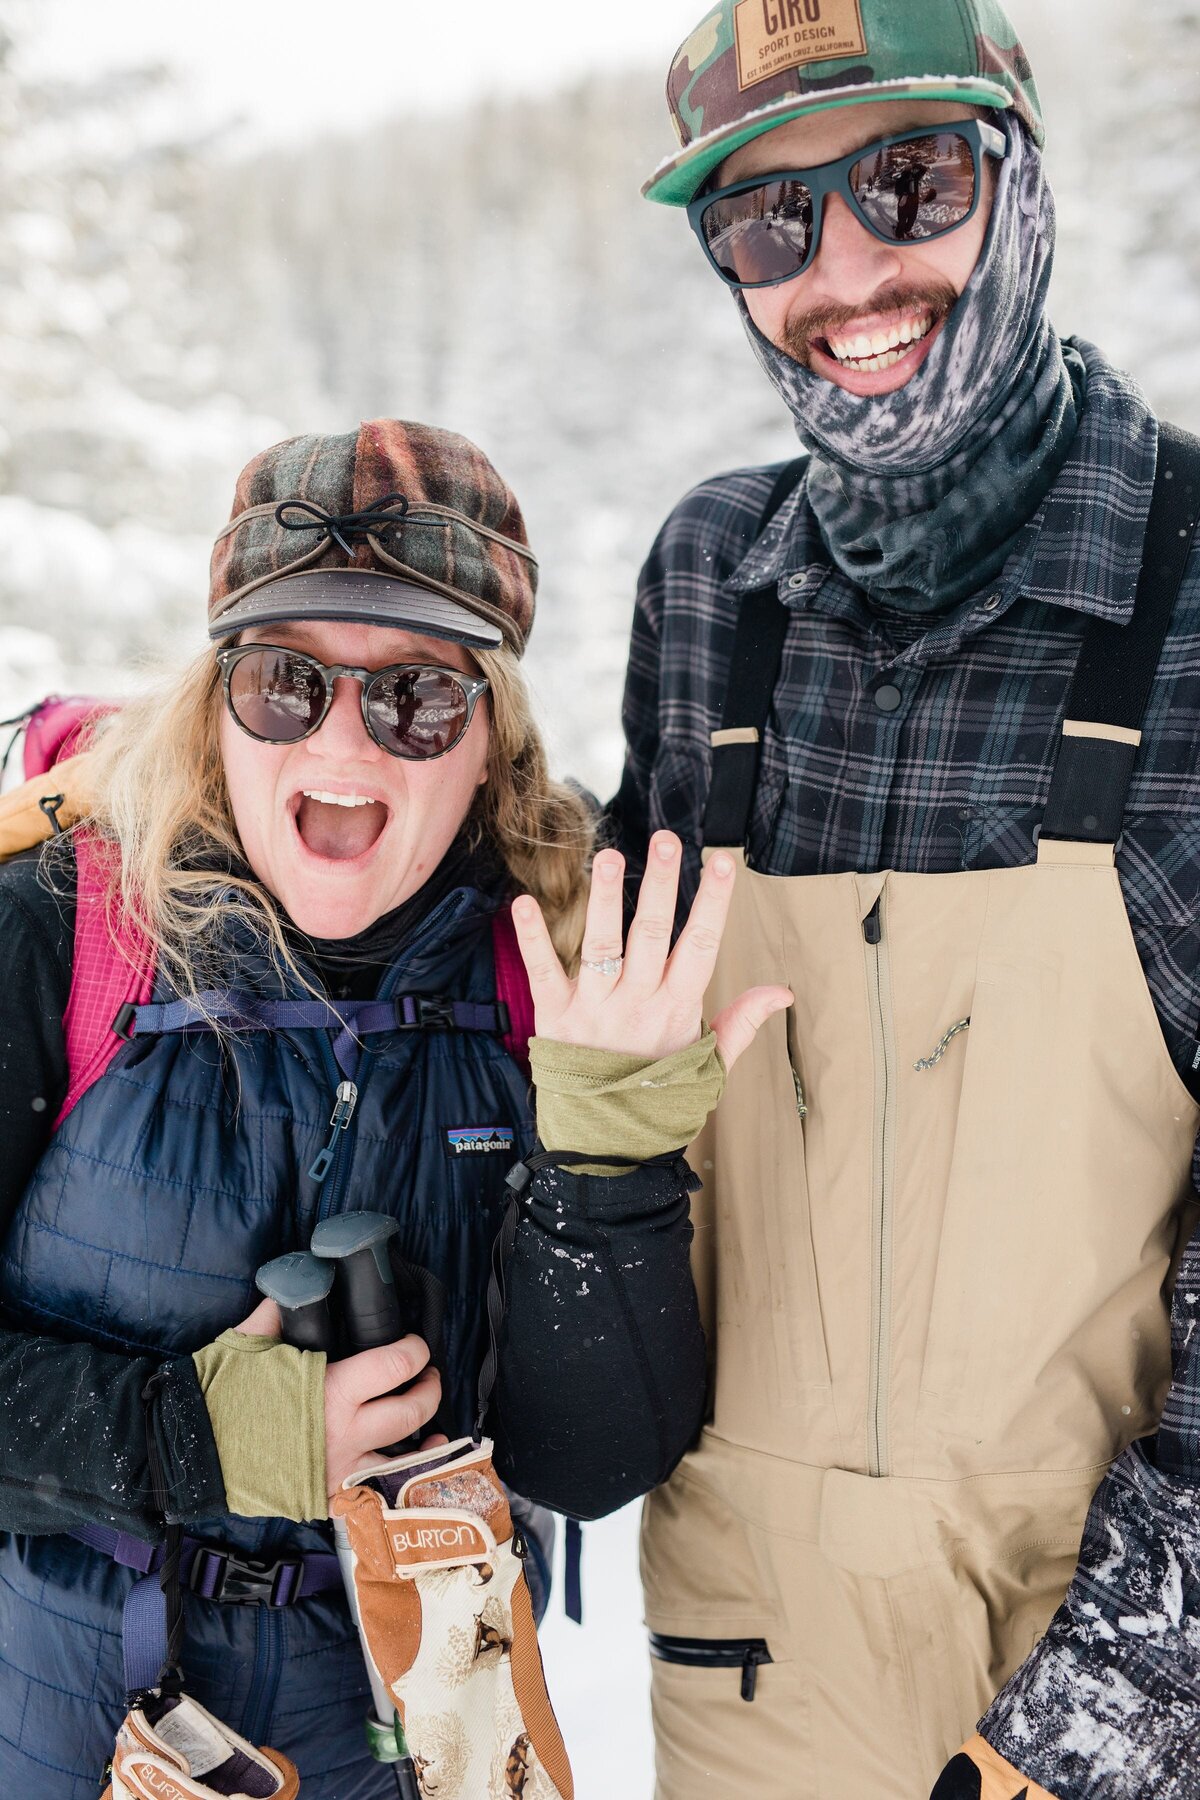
[581,955,623,977]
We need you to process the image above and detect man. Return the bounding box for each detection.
[613,3,1200,1796]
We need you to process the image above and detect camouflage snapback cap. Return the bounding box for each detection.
[644,0,1043,206]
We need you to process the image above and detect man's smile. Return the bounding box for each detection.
[820,309,935,373]
[803,304,950,397]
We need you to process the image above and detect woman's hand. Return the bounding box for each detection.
[236,1298,445,1496]
[512,831,792,1070]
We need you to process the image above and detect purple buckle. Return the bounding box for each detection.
[187,1546,304,1607]
[397,994,456,1030]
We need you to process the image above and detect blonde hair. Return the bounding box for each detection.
[74,641,593,1008]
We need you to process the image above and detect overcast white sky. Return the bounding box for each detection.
[23,0,704,143]
[22,0,1101,149]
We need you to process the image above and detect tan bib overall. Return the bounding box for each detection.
[643,433,1200,1799]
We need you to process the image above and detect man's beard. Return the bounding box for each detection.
[778,276,962,369]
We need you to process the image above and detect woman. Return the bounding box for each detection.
[0,419,787,1797]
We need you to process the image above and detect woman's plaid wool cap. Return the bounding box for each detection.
[208,419,538,655]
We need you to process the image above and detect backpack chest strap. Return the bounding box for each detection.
[114,992,510,1041]
[114,991,512,1084]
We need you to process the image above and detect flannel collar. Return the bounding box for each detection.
[727,338,1158,645]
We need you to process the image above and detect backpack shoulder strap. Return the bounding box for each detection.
[1040,420,1200,846]
[56,831,157,1128]
[492,905,534,1082]
[22,696,112,779]
[703,456,808,851]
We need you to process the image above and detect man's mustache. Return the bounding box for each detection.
[779,278,962,367]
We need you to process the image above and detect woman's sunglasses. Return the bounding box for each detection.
[689,120,1007,290]
[217,644,489,761]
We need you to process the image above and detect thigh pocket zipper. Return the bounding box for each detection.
[648,1634,774,1701]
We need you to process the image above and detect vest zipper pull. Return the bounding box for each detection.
[741,1645,768,1702]
[308,1080,359,1183]
[862,897,883,945]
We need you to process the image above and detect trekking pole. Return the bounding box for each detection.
[306,1212,423,1800]
[255,1251,337,1352]
[309,1211,405,1352]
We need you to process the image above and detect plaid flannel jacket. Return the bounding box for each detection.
[612,339,1200,1798]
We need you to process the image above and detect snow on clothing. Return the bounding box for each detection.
[612,342,1200,1792]
[0,844,706,1798]
[741,116,1084,614]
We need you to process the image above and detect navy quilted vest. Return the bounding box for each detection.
[0,880,535,1799]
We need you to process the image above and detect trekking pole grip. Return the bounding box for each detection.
[255,1250,337,1353]
[309,1211,407,1351]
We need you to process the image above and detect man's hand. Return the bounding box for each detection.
[931,1735,1060,1799]
[512,830,792,1071]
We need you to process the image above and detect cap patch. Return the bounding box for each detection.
[735,0,867,91]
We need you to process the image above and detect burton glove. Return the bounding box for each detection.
[332,1435,573,1799]
[102,1694,298,1799]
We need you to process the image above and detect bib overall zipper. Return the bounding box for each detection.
[862,893,896,1478]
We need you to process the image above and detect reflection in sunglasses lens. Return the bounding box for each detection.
[851,131,976,244]
[367,669,469,758]
[702,130,979,286]
[226,653,473,758]
[702,178,815,286]
[230,650,326,741]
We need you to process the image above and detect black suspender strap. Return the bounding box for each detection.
[1041,421,1200,844]
[703,458,808,850]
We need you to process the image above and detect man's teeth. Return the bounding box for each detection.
[301,790,377,808]
[826,313,933,372]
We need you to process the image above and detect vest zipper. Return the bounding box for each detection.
[862,893,896,1478]
[308,1080,359,1184]
[312,1041,376,1225]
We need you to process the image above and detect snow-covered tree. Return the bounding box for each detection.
[0,3,278,714]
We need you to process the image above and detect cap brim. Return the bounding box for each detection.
[643,75,1014,207]
[208,569,504,650]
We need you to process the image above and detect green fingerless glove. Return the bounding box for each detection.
[192,1330,327,1522]
[530,1029,726,1171]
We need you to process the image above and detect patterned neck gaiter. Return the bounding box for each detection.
[741,118,1085,614]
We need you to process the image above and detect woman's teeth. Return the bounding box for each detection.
[301,790,377,808]
[825,313,933,372]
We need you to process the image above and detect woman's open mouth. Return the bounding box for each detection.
[291,787,390,863]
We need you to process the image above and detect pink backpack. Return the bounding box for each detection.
[17,698,534,1129]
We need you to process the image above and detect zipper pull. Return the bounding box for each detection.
[862,897,882,945]
[741,1645,769,1702]
[308,1080,358,1183]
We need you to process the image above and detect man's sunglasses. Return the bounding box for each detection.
[217,644,489,761]
[689,120,1007,290]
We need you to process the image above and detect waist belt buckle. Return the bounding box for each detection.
[189,1546,304,1607]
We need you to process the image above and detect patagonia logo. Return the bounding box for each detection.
[735,0,867,91]
[446,1124,515,1156]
